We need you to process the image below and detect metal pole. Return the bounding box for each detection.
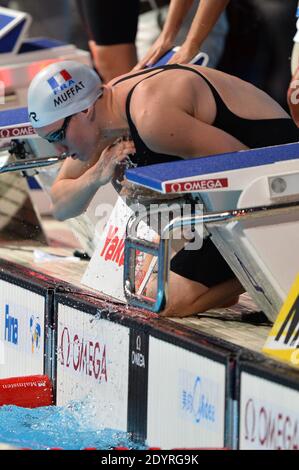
[162,200,299,239]
[0,153,69,175]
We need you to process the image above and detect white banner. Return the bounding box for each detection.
[240,372,299,450]
[56,303,130,431]
[0,280,45,379]
[82,197,156,302]
[147,337,226,449]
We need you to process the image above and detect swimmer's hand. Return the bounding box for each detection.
[94,138,136,186]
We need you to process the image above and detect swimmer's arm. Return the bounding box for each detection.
[51,140,135,221]
[137,107,248,157]
[50,158,105,221]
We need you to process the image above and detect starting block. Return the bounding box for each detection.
[0,106,36,139]
[153,47,209,68]
[0,6,31,55]
[0,5,116,254]
[0,6,90,109]
[124,143,299,321]
[0,106,52,242]
[0,108,117,255]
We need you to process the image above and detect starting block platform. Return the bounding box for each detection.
[127,142,299,193]
[0,107,35,139]
[126,142,299,322]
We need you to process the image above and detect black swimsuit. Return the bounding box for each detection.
[114,65,299,287]
[115,64,299,163]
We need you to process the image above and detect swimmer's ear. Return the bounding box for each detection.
[80,105,95,121]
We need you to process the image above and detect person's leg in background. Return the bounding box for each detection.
[77,0,139,82]
[136,0,169,61]
[288,5,299,128]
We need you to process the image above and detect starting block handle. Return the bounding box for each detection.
[124,235,171,313]
[124,207,203,313]
[190,50,209,66]
[124,201,299,313]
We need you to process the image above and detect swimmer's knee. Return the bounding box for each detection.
[162,273,209,317]
[218,296,240,309]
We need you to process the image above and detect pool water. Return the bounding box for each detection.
[0,401,145,450]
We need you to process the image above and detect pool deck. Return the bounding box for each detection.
[0,217,272,356]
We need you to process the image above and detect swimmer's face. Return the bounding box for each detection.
[37,112,99,162]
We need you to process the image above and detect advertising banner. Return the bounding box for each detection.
[239,371,299,450]
[0,280,45,379]
[82,197,156,302]
[263,274,299,367]
[56,303,130,431]
[147,337,226,449]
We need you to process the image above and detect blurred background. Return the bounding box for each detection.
[1,0,297,108]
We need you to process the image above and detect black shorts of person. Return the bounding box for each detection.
[146,194,234,288]
[171,237,235,288]
[77,0,170,46]
[77,0,139,45]
[167,196,235,288]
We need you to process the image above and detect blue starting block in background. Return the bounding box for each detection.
[153,47,209,68]
[18,38,70,55]
[0,106,36,141]
[0,6,90,106]
[0,6,31,54]
[0,107,30,128]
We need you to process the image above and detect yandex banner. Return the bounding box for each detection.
[82,198,131,301]
[82,197,156,302]
[99,225,125,268]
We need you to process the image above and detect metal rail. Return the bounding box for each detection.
[0,153,68,174]
[124,200,299,313]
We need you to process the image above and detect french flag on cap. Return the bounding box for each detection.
[48,70,73,90]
